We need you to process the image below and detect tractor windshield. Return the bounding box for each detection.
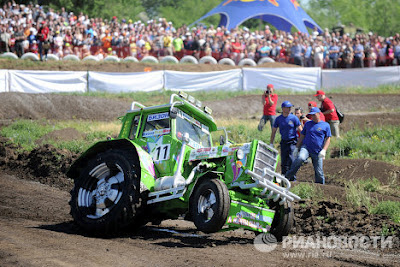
[176,110,211,149]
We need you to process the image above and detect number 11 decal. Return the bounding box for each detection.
[153,144,170,161]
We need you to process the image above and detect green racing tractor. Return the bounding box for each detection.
[67,92,300,239]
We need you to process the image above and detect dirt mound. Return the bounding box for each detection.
[0,136,76,191]
[0,58,298,73]
[297,158,400,186]
[207,94,400,121]
[0,92,131,121]
[292,200,400,254]
[293,200,399,238]
[1,93,400,126]
[36,128,86,145]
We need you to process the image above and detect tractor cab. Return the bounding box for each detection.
[120,92,217,179]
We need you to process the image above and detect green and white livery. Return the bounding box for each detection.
[67,92,300,238]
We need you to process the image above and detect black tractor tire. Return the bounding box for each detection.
[69,149,144,235]
[270,200,294,241]
[190,179,230,233]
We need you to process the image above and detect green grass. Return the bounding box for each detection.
[371,201,400,224]
[359,177,381,192]
[0,120,55,151]
[345,180,373,209]
[323,84,400,95]
[212,118,273,145]
[336,126,400,166]
[345,179,400,224]
[291,183,324,201]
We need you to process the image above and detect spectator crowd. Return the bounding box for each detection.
[1,1,399,68]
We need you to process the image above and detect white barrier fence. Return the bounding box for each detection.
[164,69,243,91]
[8,70,87,93]
[88,71,164,92]
[242,67,322,92]
[0,66,399,93]
[322,66,400,89]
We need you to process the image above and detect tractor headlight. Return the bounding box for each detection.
[236,148,245,160]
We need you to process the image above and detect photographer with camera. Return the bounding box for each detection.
[258,84,278,131]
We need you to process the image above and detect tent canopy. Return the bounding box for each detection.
[192,0,322,34]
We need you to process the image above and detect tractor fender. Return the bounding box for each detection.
[67,139,156,191]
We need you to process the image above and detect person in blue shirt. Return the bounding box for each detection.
[290,39,305,66]
[270,101,302,178]
[328,40,340,68]
[304,41,313,67]
[353,39,364,68]
[285,107,331,184]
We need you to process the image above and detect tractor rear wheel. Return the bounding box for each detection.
[69,149,144,235]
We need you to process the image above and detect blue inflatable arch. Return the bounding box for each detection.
[192,0,322,34]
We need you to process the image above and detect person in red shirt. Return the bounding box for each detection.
[294,106,309,138]
[306,101,325,122]
[231,37,242,64]
[315,90,340,137]
[258,84,278,131]
[37,21,49,61]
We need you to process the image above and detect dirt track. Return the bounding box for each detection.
[0,92,400,266]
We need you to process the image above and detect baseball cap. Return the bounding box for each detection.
[314,90,325,96]
[308,101,318,107]
[267,84,274,89]
[281,101,293,108]
[308,107,321,115]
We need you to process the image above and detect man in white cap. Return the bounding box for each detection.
[285,107,331,184]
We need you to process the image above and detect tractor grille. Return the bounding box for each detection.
[253,141,279,177]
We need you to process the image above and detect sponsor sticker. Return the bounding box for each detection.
[147,112,169,122]
[143,128,171,137]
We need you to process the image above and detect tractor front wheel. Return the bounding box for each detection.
[191,179,230,233]
[270,200,294,241]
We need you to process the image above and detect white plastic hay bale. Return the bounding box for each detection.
[238,58,257,66]
[218,58,236,66]
[46,54,59,61]
[83,55,100,62]
[124,56,139,63]
[104,55,120,62]
[63,54,80,61]
[141,56,159,64]
[160,55,179,64]
[257,57,275,65]
[179,55,198,64]
[0,52,18,59]
[199,56,217,65]
[21,52,39,61]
